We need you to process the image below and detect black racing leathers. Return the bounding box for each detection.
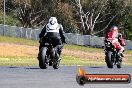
[39,24,66,56]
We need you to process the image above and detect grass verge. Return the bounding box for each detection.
[0,55,132,66]
[0,55,106,66]
[0,36,39,46]
[0,36,132,66]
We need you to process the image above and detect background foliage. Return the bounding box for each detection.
[0,0,132,40]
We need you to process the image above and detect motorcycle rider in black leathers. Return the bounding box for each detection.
[38,17,66,60]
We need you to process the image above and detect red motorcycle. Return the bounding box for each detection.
[104,39,123,68]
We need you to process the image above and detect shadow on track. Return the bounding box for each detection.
[89,66,104,68]
[25,67,40,69]
[8,66,20,68]
[8,66,40,69]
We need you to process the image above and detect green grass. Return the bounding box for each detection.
[0,55,132,66]
[0,35,132,53]
[64,44,103,52]
[0,36,39,46]
[0,56,38,66]
[124,50,132,54]
[61,55,105,66]
[0,36,132,66]
[0,55,106,66]
[65,44,132,54]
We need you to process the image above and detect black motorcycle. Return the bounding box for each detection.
[38,38,62,69]
[104,39,123,68]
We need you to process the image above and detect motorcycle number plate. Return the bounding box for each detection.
[45,43,49,45]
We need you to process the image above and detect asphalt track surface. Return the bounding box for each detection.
[0,66,131,88]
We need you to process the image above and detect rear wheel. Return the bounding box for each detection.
[105,51,113,68]
[39,47,47,69]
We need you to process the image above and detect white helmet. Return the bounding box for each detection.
[48,17,58,25]
[46,17,59,33]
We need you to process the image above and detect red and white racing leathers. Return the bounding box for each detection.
[105,30,126,53]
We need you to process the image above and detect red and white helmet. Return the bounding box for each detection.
[110,26,118,32]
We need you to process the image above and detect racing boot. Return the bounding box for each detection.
[56,45,63,61]
[117,53,122,62]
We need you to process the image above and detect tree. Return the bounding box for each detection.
[106,0,132,39]
[71,0,132,35]
[54,1,78,33]
[71,0,114,34]
[121,3,132,40]
[16,0,47,28]
[15,0,78,33]
[16,1,31,28]
[16,0,69,28]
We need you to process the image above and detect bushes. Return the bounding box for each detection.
[0,0,132,40]
[0,10,20,26]
[123,15,132,40]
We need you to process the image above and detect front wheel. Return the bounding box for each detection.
[39,47,47,69]
[105,51,113,68]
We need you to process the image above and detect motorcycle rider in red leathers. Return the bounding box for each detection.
[104,26,126,57]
